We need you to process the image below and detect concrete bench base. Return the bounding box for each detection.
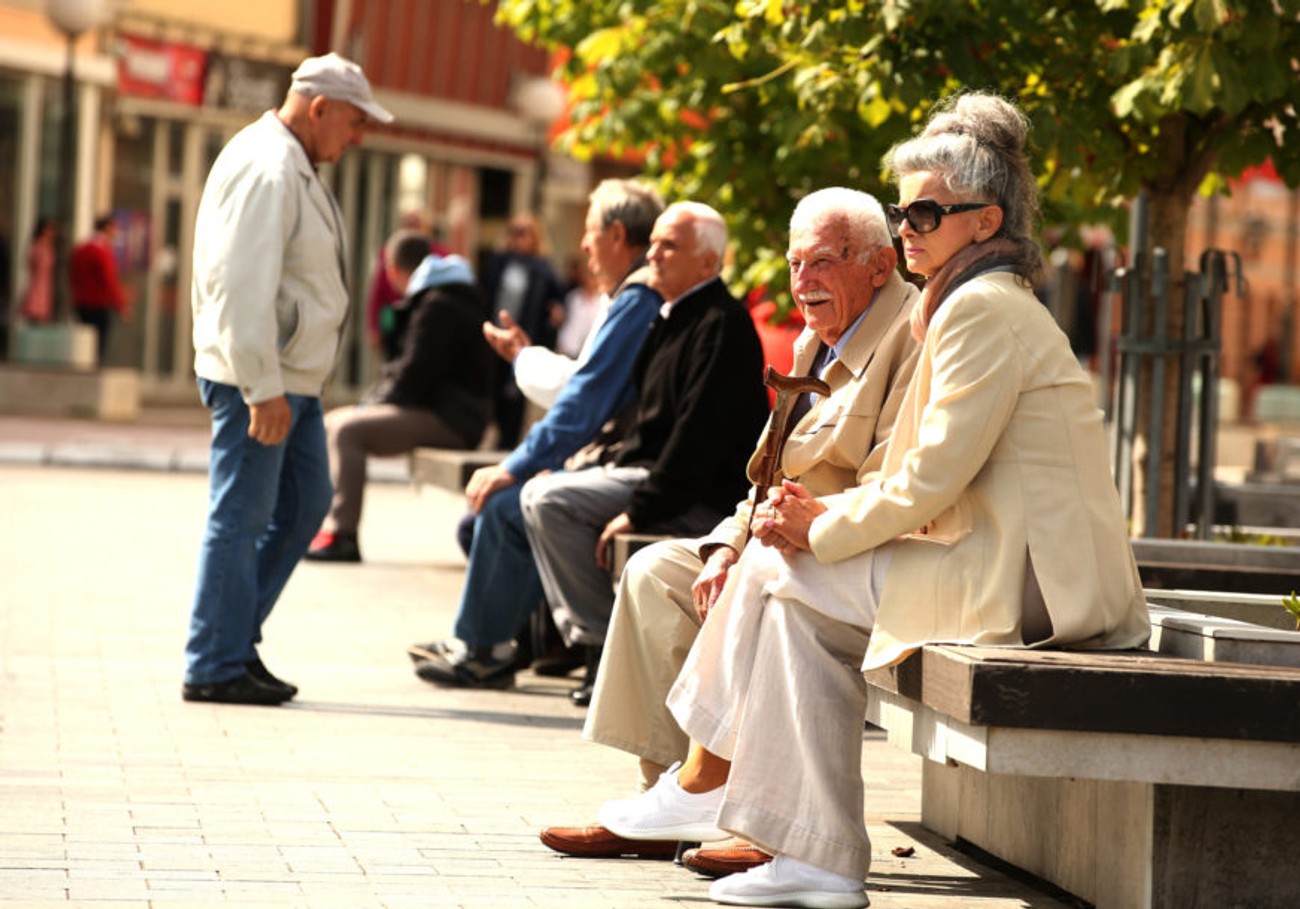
[0,364,140,421]
[865,607,1300,909]
[918,758,1300,909]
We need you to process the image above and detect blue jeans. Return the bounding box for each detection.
[185,379,332,685]
[451,483,544,648]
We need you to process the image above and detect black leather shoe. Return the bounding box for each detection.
[246,657,298,699]
[532,643,585,678]
[182,670,290,705]
[571,680,595,707]
[570,644,602,707]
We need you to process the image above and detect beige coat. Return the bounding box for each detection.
[808,272,1150,668]
[701,271,920,555]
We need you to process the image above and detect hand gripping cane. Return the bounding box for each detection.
[742,365,831,545]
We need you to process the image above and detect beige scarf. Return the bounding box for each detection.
[910,237,1025,341]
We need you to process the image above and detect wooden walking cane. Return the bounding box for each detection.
[743,365,831,544]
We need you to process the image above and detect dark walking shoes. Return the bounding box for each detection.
[570,645,603,707]
[182,670,291,706]
[246,656,298,699]
[182,657,298,706]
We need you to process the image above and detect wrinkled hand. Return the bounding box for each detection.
[247,395,291,446]
[482,311,531,363]
[596,512,634,571]
[691,545,738,621]
[752,480,825,553]
[466,464,517,514]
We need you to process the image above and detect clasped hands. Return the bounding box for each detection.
[751,479,824,553]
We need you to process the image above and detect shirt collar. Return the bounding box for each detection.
[827,291,875,360]
[659,276,715,320]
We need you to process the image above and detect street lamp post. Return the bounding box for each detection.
[514,75,567,216]
[45,0,108,325]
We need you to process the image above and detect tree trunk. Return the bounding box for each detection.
[1129,188,1192,538]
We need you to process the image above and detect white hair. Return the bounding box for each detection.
[663,201,728,265]
[789,188,892,261]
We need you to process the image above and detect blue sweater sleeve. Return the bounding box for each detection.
[502,284,660,479]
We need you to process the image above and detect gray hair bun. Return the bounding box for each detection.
[922,93,1029,158]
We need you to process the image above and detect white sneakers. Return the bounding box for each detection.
[710,854,869,909]
[597,761,729,842]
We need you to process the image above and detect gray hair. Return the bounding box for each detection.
[589,179,666,248]
[662,201,728,265]
[886,92,1040,274]
[789,188,892,262]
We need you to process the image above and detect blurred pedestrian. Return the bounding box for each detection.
[70,214,130,362]
[479,213,565,447]
[183,52,393,706]
[556,254,602,358]
[19,217,57,324]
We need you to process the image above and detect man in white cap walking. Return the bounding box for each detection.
[183,53,393,706]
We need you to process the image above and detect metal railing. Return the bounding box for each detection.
[1106,197,1244,538]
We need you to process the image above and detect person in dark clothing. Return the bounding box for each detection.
[417,201,769,703]
[479,214,565,447]
[308,232,494,562]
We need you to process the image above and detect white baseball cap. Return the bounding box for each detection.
[290,52,395,124]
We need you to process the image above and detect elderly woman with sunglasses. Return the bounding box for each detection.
[597,93,1150,909]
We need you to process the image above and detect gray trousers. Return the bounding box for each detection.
[583,537,705,774]
[324,403,463,534]
[520,465,719,648]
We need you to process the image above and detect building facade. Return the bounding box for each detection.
[1,0,591,402]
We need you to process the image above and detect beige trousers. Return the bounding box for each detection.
[582,537,706,775]
[666,540,886,881]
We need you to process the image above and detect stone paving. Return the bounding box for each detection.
[0,416,1073,907]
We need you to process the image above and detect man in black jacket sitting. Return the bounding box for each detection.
[307,231,494,562]
[417,202,768,702]
[521,202,770,704]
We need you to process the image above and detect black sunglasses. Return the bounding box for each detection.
[886,199,993,237]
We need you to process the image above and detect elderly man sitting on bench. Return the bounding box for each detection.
[540,187,921,872]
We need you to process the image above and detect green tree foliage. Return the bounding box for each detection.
[498,0,1300,534]
[499,0,1298,306]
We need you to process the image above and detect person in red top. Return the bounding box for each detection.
[69,214,130,362]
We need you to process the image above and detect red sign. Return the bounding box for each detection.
[116,34,208,106]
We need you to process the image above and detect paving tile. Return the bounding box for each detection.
[0,462,1073,908]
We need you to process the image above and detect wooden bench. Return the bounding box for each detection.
[408,448,508,493]
[863,604,1300,909]
[606,532,673,582]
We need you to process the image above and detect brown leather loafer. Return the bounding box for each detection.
[539,824,679,859]
[681,843,773,877]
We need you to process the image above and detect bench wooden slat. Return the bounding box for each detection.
[866,644,1300,743]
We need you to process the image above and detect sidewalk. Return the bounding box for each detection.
[0,425,1073,907]
[0,409,407,483]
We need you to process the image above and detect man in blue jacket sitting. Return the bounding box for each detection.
[407,179,666,687]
